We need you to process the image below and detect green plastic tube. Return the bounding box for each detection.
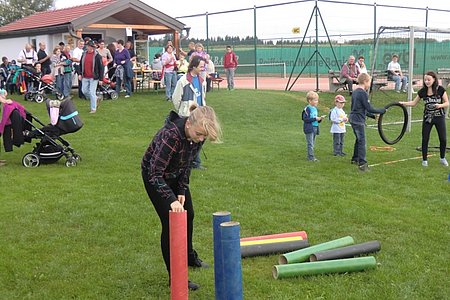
[278,236,354,264]
[273,256,376,279]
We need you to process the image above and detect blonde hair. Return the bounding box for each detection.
[188,106,222,143]
[306,91,319,102]
[357,73,371,85]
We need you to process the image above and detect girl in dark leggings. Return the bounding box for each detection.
[141,106,222,291]
[400,71,449,167]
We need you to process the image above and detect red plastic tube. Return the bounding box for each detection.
[240,231,307,242]
[169,211,188,300]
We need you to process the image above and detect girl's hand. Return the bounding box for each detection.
[170,200,184,212]
[177,195,186,206]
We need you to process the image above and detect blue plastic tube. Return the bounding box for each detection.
[221,221,243,300]
[213,211,231,300]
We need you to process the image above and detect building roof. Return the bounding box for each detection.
[0,0,185,38]
[0,0,115,32]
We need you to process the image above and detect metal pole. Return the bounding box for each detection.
[206,12,209,53]
[254,5,258,90]
[315,0,319,91]
[423,7,429,75]
[408,26,414,133]
[373,2,377,68]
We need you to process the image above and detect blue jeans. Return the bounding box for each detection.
[333,133,345,155]
[225,68,235,89]
[81,78,99,111]
[115,76,131,96]
[55,75,64,95]
[164,72,177,99]
[392,74,408,91]
[351,123,367,165]
[305,126,318,160]
[62,73,72,97]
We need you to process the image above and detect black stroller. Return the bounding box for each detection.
[21,65,64,103]
[22,98,83,167]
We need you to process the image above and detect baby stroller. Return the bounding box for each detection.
[21,65,64,103]
[96,68,118,100]
[22,98,83,167]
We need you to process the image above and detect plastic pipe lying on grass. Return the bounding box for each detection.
[273,256,377,279]
[169,211,188,300]
[241,239,310,258]
[278,236,355,264]
[240,236,303,246]
[310,240,381,262]
[221,221,243,300]
[213,211,232,300]
[240,231,307,242]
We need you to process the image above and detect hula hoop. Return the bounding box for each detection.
[378,102,408,145]
[416,146,450,153]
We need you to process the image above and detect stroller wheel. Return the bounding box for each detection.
[65,157,77,167]
[24,92,33,102]
[110,91,119,100]
[72,154,82,162]
[35,94,45,103]
[96,91,104,101]
[22,153,40,168]
[56,92,65,100]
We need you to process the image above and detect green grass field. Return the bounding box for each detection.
[0,89,449,299]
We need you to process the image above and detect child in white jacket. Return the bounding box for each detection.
[330,94,348,156]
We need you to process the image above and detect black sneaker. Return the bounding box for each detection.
[188,250,209,268]
[351,160,358,165]
[188,280,200,291]
[358,163,369,172]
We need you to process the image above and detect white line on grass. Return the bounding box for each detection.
[368,154,435,167]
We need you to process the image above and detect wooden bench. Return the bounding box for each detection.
[371,70,420,92]
[437,68,450,87]
[328,70,347,92]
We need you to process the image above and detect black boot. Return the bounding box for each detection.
[188,250,209,268]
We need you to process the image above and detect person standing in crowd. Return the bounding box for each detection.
[172,56,207,169]
[223,45,238,91]
[106,43,116,80]
[60,45,73,98]
[114,39,132,98]
[356,56,367,74]
[79,40,104,113]
[349,73,386,172]
[302,91,325,162]
[50,46,64,94]
[387,54,408,93]
[125,40,137,92]
[161,44,178,101]
[141,105,222,291]
[176,53,189,80]
[179,41,196,60]
[205,55,215,92]
[330,94,349,156]
[400,71,448,167]
[72,39,86,99]
[97,39,113,76]
[17,43,38,91]
[340,55,360,95]
[37,42,51,75]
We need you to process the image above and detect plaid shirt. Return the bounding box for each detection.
[141,111,202,205]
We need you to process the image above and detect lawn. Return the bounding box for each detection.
[0,88,449,299]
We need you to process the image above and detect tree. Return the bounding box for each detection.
[0,0,53,27]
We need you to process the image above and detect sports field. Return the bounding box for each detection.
[0,89,448,299]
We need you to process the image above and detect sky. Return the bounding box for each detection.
[54,0,450,41]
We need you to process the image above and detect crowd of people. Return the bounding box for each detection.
[0,39,239,113]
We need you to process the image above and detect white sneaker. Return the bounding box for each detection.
[422,160,428,167]
[440,158,449,167]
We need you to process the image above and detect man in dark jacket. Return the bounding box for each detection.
[79,40,104,113]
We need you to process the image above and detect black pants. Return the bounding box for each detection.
[422,116,447,160]
[142,171,195,275]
